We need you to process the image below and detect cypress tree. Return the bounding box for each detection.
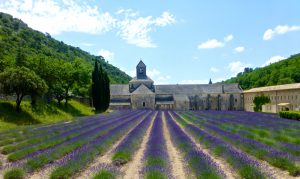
[92,60,110,112]
[98,64,105,111]
[92,60,101,111]
[103,72,110,110]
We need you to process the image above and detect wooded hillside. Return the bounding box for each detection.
[223,54,300,90]
[0,12,131,84]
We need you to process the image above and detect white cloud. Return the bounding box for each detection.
[147,68,161,78]
[224,34,234,42]
[234,46,245,53]
[117,11,176,48]
[120,67,135,77]
[147,68,171,84]
[154,11,176,27]
[198,34,233,49]
[120,67,171,84]
[210,67,219,73]
[0,1,175,48]
[263,25,300,40]
[0,0,116,35]
[98,49,115,62]
[228,61,251,75]
[156,75,171,84]
[262,55,285,66]
[198,39,224,49]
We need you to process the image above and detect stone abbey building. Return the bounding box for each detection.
[110,61,244,110]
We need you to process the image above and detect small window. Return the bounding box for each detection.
[143,102,145,107]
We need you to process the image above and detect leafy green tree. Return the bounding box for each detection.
[0,67,48,111]
[253,95,270,112]
[15,47,26,67]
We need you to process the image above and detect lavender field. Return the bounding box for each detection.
[0,110,300,179]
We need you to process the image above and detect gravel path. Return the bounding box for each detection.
[162,112,187,179]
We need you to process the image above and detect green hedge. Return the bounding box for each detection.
[279,111,300,121]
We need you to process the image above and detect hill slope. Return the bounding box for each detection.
[0,12,131,84]
[223,54,300,90]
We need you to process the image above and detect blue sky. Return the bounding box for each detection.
[1,0,300,84]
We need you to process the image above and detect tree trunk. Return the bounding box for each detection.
[31,94,37,107]
[64,87,69,106]
[16,93,24,112]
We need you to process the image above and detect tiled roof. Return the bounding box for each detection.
[131,84,154,94]
[244,83,300,93]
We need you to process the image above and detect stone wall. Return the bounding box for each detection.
[131,94,155,109]
[244,89,300,112]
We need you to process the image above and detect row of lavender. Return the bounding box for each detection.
[2,110,140,162]
[180,110,300,176]
[169,111,267,178]
[49,111,152,178]
[192,111,300,157]
[141,111,172,178]
[165,111,225,179]
[0,110,129,148]
[0,110,150,178]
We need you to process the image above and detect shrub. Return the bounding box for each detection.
[4,168,25,179]
[93,170,115,179]
[279,111,300,121]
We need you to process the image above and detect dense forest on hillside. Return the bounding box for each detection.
[223,54,300,90]
[0,12,131,84]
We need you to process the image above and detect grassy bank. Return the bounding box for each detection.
[0,100,95,131]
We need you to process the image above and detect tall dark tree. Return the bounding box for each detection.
[98,64,105,110]
[92,60,110,111]
[103,71,110,110]
[92,60,101,110]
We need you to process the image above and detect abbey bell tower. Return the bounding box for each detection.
[136,60,147,79]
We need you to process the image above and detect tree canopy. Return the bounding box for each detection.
[0,12,131,110]
[253,95,271,112]
[0,67,48,111]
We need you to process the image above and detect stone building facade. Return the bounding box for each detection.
[244,83,300,113]
[110,61,244,110]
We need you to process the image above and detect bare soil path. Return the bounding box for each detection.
[162,112,187,179]
[175,112,300,179]
[121,112,157,179]
[169,112,236,179]
[0,153,7,179]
